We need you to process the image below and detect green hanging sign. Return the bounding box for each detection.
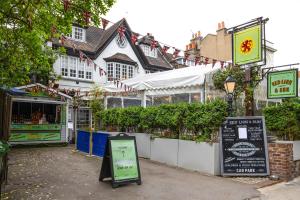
[233,25,262,65]
[267,69,298,99]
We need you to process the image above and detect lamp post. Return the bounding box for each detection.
[224,75,236,117]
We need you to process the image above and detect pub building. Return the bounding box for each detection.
[8,83,71,144]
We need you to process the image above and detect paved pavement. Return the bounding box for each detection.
[3,146,261,200]
[256,177,300,200]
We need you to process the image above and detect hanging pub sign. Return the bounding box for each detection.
[231,18,267,67]
[267,69,298,99]
[99,133,142,188]
[220,117,269,176]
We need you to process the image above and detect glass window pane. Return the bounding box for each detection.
[172,93,189,104]
[191,93,201,103]
[122,64,127,80]
[123,99,141,107]
[107,63,114,81]
[116,63,120,80]
[107,97,122,108]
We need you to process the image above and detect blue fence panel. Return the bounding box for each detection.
[76,130,90,153]
[92,132,109,157]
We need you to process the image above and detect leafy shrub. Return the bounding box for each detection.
[99,99,228,141]
[263,101,300,140]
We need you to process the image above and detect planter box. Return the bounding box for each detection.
[178,140,220,175]
[129,133,151,159]
[293,141,300,161]
[150,138,179,166]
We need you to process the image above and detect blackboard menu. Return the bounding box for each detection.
[220,117,269,176]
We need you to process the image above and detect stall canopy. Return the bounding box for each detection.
[121,63,222,95]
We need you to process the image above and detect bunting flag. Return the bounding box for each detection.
[220,61,225,69]
[184,52,189,63]
[162,46,170,54]
[212,59,217,68]
[79,51,84,61]
[87,57,92,66]
[118,26,126,40]
[83,11,91,25]
[204,57,209,65]
[72,43,77,53]
[150,40,157,51]
[101,18,109,30]
[60,35,66,45]
[173,48,180,58]
[131,33,138,44]
[195,57,200,66]
[63,0,70,12]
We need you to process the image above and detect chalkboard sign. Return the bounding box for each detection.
[99,133,142,188]
[220,117,269,176]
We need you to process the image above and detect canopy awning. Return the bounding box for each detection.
[121,63,222,93]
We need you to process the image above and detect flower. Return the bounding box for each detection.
[240,38,254,54]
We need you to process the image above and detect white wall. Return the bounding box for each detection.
[293,141,300,161]
[94,35,145,85]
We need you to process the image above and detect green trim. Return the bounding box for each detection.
[11,124,62,131]
[9,132,61,142]
[267,69,298,99]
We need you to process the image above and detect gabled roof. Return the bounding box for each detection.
[104,53,137,65]
[53,18,174,71]
[136,35,173,71]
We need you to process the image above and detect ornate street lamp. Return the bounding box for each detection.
[224,75,236,116]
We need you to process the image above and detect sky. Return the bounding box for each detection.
[105,0,300,66]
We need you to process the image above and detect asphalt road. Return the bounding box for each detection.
[3,146,260,200]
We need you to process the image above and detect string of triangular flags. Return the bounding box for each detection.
[99,17,232,69]
[60,0,231,69]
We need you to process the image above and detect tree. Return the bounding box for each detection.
[213,66,261,116]
[0,0,115,87]
[89,85,104,130]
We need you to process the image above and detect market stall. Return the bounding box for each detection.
[9,83,71,144]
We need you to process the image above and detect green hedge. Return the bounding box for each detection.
[99,99,228,140]
[263,100,300,140]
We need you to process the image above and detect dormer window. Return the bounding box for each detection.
[71,26,86,42]
[141,44,157,58]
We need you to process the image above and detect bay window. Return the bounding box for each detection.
[60,55,93,80]
[106,62,135,82]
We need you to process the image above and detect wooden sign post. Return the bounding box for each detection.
[99,133,142,188]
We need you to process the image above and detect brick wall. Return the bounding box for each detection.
[268,143,295,181]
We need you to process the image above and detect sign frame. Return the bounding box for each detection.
[220,116,270,176]
[267,69,298,99]
[99,133,142,188]
[231,18,267,68]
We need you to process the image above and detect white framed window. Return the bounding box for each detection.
[107,63,114,81]
[61,56,68,76]
[141,44,157,58]
[106,62,135,82]
[60,55,93,81]
[122,64,127,80]
[78,61,85,79]
[71,26,86,42]
[69,57,77,77]
[128,65,133,78]
[115,34,127,48]
[115,63,121,80]
[86,65,92,80]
